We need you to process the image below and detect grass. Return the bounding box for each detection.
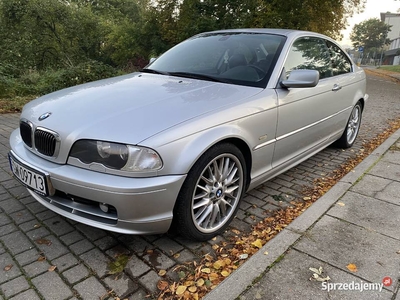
[378,65,400,73]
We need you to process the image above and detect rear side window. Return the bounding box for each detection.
[326,40,352,76]
[284,37,333,80]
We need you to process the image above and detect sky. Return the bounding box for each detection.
[340,0,400,47]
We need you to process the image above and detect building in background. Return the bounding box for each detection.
[381,12,400,65]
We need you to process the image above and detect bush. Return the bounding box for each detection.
[35,61,120,94]
[1,61,120,99]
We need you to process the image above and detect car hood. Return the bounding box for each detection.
[21,73,261,161]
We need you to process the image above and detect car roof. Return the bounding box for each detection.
[198,28,331,40]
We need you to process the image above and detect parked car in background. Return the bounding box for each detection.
[9,29,368,241]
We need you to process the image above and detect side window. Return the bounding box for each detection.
[326,41,352,76]
[284,37,332,80]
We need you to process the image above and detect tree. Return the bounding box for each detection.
[173,0,366,41]
[350,18,392,49]
[0,0,107,71]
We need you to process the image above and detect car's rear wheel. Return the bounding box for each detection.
[173,143,246,241]
[336,101,362,148]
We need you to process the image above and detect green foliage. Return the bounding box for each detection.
[350,18,392,49]
[1,61,119,98]
[0,0,108,71]
[0,0,367,72]
[0,0,367,112]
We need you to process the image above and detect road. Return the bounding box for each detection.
[0,73,399,299]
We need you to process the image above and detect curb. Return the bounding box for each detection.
[204,127,400,300]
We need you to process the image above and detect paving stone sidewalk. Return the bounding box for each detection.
[206,130,400,300]
[0,73,399,299]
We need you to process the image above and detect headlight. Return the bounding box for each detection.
[69,140,162,172]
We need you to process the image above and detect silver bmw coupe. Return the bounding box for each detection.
[9,29,368,241]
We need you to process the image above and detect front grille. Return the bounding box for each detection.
[20,121,32,147]
[34,129,57,156]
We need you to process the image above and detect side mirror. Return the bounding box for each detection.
[280,69,319,88]
[149,57,157,64]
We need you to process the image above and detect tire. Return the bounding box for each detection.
[335,101,362,148]
[173,143,247,241]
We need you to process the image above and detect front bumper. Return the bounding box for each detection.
[9,129,186,234]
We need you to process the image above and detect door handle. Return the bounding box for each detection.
[332,84,342,92]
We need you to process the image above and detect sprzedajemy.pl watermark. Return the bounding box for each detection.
[321,277,393,293]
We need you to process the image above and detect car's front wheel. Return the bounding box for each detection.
[336,101,363,148]
[173,143,246,241]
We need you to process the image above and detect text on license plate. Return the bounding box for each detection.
[9,155,48,196]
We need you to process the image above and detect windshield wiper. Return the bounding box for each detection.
[168,72,228,83]
[141,68,170,76]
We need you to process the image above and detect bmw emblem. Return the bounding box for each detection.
[216,189,222,198]
[38,112,52,121]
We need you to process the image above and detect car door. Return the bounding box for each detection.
[272,36,338,168]
[324,40,358,137]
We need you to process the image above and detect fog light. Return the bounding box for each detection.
[99,203,109,213]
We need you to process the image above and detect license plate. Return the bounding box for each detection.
[9,153,48,196]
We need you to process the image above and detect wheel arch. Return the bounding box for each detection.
[215,137,252,190]
[358,97,365,111]
[154,124,255,184]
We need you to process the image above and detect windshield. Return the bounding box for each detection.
[145,33,286,88]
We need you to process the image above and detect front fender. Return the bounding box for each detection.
[153,124,253,176]
[150,106,278,180]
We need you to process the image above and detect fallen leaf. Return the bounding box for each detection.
[48,265,57,272]
[211,237,217,241]
[178,271,186,279]
[309,267,322,275]
[158,270,167,276]
[184,280,194,287]
[193,293,199,300]
[221,270,230,277]
[303,196,311,201]
[315,276,330,282]
[201,268,211,274]
[337,202,345,206]
[209,273,219,281]
[4,264,13,271]
[396,250,400,254]
[35,238,52,246]
[231,229,241,235]
[37,255,46,262]
[173,253,180,259]
[213,260,224,270]
[239,253,248,260]
[196,278,204,287]
[157,280,168,291]
[33,224,40,228]
[176,285,187,295]
[346,263,358,272]
[264,251,269,255]
[251,239,263,249]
